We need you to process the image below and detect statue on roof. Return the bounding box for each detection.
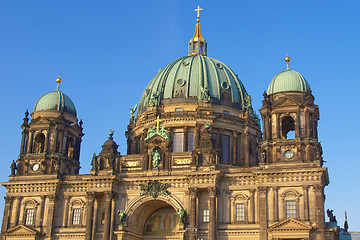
[198,86,210,103]
[327,209,337,222]
[129,104,137,122]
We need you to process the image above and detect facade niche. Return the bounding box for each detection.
[34,133,45,153]
[281,116,295,139]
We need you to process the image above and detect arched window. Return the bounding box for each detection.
[34,133,45,153]
[281,116,295,139]
[68,199,85,227]
[22,199,39,226]
[222,134,231,163]
[232,193,249,223]
[280,189,301,220]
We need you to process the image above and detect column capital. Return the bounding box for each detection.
[104,191,113,201]
[48,195,56,202]
[257,187,267,196]
[4,196,13,204]
[207,187,218,197]
[189,188,199,198]
[312,185,324,194]
[85,192,95,201]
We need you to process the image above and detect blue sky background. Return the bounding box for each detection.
[0,0,359,231]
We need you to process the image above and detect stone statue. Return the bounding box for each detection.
[91,153,98,171]
[36,141,43,153]
[117,210,127,226]
[158,126,170,140]
[149,92,160,107]
[10,160,17,176]
[129,104,137,122]
[152,150,161,169]
[68,146,74,158]
[177,208,186,224]
[327,209,337,222]
[244,94,253,113]
[198,86,211,103]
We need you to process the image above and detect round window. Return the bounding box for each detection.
[221,81,229,89]
[284,150,294,159]
[176,79,186,86]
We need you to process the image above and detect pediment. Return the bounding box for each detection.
[4,224,41,236]
[30,116,50,125]
[268,218,312,232]
[273,98,300,108]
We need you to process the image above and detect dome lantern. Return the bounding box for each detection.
[188,6,207,56]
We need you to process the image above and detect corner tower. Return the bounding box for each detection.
[16,76,84,176]
[259,56,323,165]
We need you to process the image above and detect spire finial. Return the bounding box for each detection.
[188,6,207,55]
[285,53,291,70]
[56,75,62,90]
[195,6,202,22]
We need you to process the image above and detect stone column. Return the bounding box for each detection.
[62,196,70,228]
[194,125,199,149]
[36,196,45,228]
[1,196,13,233]
[272,187,278,222]
[244,132,249,166]
[208,187,218,240]
[258,187,268,240]
[109,193,116,240]
[103,192,112,240]
[183,127,188,152]
[20,131,27,154]
[303,186,309,221]
[249,189,255,223]
[232,131,237,165]
[26,131,34,153]
[92,196,99,240]
[189,188,198,240]
[313,185,325,240]
[45,195,56,238]
[85,193,94,240]
[10,196,21,228]
[44,130,50,152]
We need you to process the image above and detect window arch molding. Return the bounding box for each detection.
[21,198,39,226]
[279,113,297,139]
[280,189,301,220]
[67,198,86,227]
[231,193,249,223]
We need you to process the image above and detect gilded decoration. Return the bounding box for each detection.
[144,116,170,141]
[139,180,171,199]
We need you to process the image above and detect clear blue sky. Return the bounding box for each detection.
[1,0,359,231]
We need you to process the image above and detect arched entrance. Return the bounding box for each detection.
[118,195,186,240]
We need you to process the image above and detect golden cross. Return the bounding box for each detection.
[154,116,162,132]
[195,6,202,19]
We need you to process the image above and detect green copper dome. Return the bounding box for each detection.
[267,69,310,95]
[138,55,250,114]
[33,90,77,116]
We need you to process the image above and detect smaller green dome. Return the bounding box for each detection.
[33,90,77,116]
[267,69,310,95]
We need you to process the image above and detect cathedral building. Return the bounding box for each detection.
[1,7,339,240]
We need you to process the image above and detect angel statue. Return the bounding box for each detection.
[129,104,137,122]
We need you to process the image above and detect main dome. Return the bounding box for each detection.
[138,54,249,114]
[267,69,310,95]
[33,90,77,116]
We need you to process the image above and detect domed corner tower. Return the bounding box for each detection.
[16,76,84,177]
[259,56,323,165]
[124,14,261,173]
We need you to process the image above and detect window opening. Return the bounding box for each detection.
[203,209,210,223]
[72,208,81,225]
[236,203,245,221]
[286,200,296,218]
[281,116,295,139]
[222,134,231,163]
[187,132,194,152]
[25,208,34,225]
[172,132,184,152]
[35,133,45,153]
